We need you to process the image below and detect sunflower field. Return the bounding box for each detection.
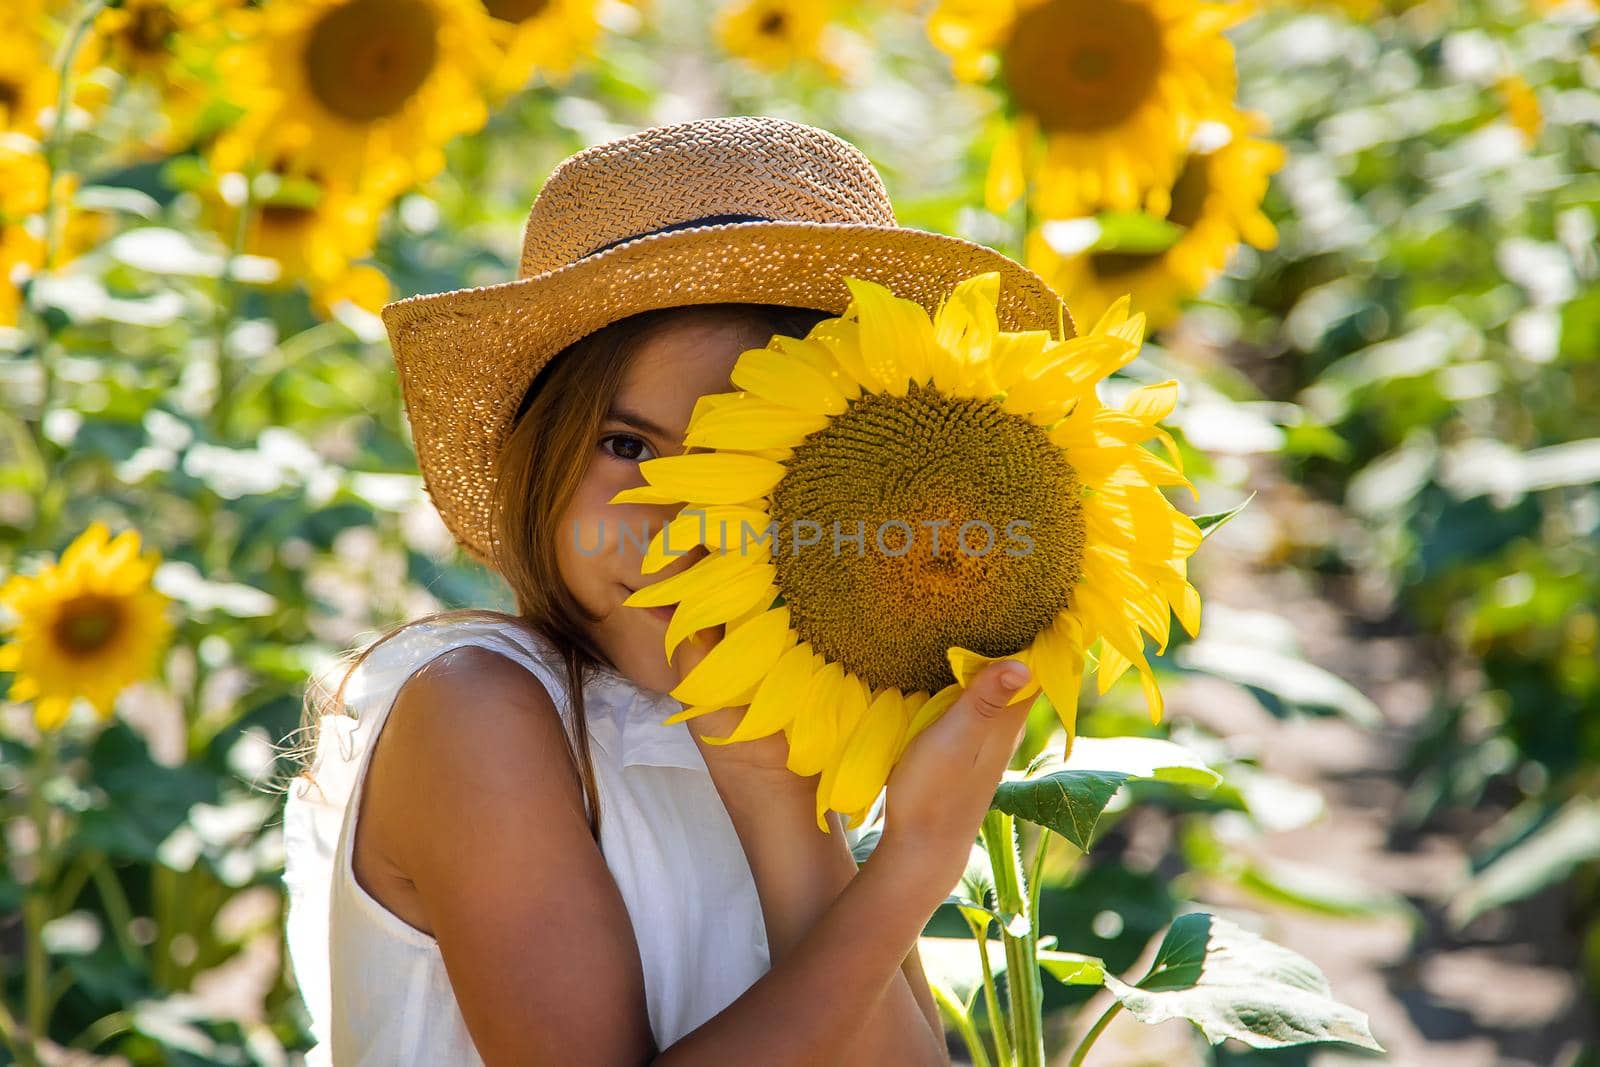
[1,0,1596,1064]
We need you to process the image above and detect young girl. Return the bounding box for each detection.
[281,116,1069,1065]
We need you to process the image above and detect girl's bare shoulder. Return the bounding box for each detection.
[380,643,582,799]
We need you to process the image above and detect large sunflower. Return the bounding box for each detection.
[1027,113,1284,330]
[213,0,499,199]
[929,0,1244,218]
[0,522,173,731]
[613,272,1203,831]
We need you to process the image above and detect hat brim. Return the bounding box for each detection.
[380,218,1073,568]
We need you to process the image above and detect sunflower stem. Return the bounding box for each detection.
[981,810,1045,1067]
[961,911,1012,1067]
[0,993,42,1067]
[1066,1002,1123,1067]
[42,0,105,273]
[1026,825,1051,930]
[88,851,146,970]
[210,167,253,440]
[23,731,61,1052]
[24,0,105,553]
[931,983,993,1067]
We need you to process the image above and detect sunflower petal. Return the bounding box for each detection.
[730,342,851,416]
[623,550,750,608]
[683,399,830,451]
[1032,614,1086,747]
[786,660,845,777]
[828,688,908,816]
[806,317,874,393]
[664,563,776,661]
[933,271,1002,395]
[946,645,1041,706]
[700,640,814,744]
[985,124,1025,214]
[669,605,792,708]
[641,505,774,575]
[844,276,937,394]
[897,682,960,759]
[609,453,787,508]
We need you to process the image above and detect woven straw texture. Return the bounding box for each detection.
[381,116,1073,569]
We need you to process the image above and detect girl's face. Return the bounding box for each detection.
[556,311,776,694]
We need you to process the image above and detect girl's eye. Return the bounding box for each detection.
[600,433,656,462]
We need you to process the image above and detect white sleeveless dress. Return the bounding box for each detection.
[281,616,874,1065]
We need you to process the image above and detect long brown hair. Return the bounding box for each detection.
[273,302,831,842]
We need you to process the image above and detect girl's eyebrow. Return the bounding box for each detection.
[605,404,680,441]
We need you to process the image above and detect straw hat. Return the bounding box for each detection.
[381,115,1072,569]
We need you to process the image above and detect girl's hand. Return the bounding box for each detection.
[669,622,795,778]
[873,659,1034,899]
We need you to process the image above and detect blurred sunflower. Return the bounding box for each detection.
[0,135,109,322]
[88,0,245,152]
[203,153,391,314]
[1,1,62,137]
[0,521,173,732]
[479,0,603,97]
[214,0,499,199]
[929,0,1244,217]
[614,272,1203,831]
[1027,115,1283,330]
[714,0,844,77]
[0,141,47,326]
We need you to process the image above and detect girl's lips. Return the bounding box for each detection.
[645,605,674,623]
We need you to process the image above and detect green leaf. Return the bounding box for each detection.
[991,737,1221,850]
[945,843,1030,937]
[1448,797,1600,929]
[1192,493,1256,541]
[918,935,1010,1008]
[1092,212,1186,254]
[1037,950,1107,987]
[1104,913,1384,1052]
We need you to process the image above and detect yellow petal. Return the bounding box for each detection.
[669,604,793,708]
[609,453,787,508]
[623,550,751,608]
[1121,380,1179,422]
[34,696,73,732]
[1032,614,1086,749]
[946,645,1040,706]
[641,505,774,575]
[985,123,1025,214]
[897,683,960,760]
[1002,335,1136,419]
[806,317,874,393]
[1089,294,1131,338]
[664,563,776,661]
[786,660,845,777]
[828,688,909,815]
[730,342,851,416]
[683,399,829,451]
[932,271,1001,396]
[844,276,937,394]
[987,329,1054,393]
[700,640,815,743]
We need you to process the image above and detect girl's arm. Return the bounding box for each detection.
[700,763,949,1065]
[384,646,1030,1066]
